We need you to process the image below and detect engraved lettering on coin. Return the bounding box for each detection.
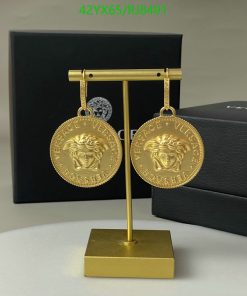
[63,133,109,171]
[144,134,190,173]
[50,116,122,188]
[130,116,204,189]
[87,97,112,122]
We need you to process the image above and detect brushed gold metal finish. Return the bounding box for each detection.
[68,68,182,81]
[65,68,183,278]
[79,71,87,110]
[164,68,170,108]
[50,71,122,188]
[122,81,133,242]
[50,115,122,188]
[84,229,175,278]
[130,68,204,189]
[130,115,204,188]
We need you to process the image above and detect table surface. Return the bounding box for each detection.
[0,219,247,296]
[0,141,247,296]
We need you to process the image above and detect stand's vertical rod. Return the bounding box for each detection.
[122,80,133,242]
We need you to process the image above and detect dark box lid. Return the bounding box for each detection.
[177,101,247,198]
[9,30,182,203]
[152,101,247,236]
[152,185,247,236]
[178,101,247,123]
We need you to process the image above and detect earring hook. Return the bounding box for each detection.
[80,69,87,110]
[164,68,170,109]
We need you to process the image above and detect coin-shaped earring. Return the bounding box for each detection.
[50,71,122,188]
[130,69,204,189]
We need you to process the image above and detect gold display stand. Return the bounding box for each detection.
[68,69,182,279]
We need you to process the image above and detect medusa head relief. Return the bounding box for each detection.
[144,134,191,173]
[63,133,109,171]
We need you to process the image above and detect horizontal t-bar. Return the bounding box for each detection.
[68,69,182,82]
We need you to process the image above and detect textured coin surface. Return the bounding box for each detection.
[130,115,204,188]
[50,115,122,187]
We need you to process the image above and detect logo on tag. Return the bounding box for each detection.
[87,97,113,121]
[226,105,247,110]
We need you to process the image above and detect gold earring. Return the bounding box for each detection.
[130,68,204,189]
[50,70,122,188]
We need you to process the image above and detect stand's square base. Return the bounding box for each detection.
[84,229,174,279]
